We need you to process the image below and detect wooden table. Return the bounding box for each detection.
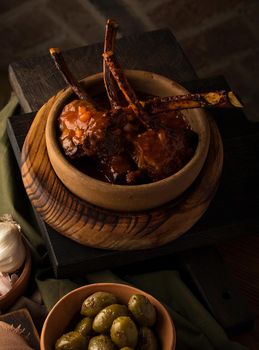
[7,29,259,335]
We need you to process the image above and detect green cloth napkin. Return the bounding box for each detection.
[0,94,248,350]
[0,93,45,258]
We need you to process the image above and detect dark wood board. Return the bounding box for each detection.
[0,308,40,350]
[7,77,259,278]
[177,246,255,335]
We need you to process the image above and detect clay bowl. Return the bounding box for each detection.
[0,241,31,310]
[40,282,176,350]
[46,70,210,212]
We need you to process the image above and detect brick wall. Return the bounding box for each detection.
[0,0,258,120]
[137,0,259,121]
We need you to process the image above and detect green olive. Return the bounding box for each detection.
[81,291,118,317]
[137,327,158,350]
[88,335,116,350]
[93,304,129,334]
[55,331,88,350]
[128,294,156,326]
[74,317,93,336]
[110,316,138,348]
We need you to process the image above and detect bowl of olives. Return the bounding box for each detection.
[40,283,176,350]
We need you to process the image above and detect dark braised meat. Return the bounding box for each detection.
[49,19,242,185]
[132,127,197,181]
[58,98,196,183]
[58,100,143,159]
[59,100,118,158]
[58,98,148,184]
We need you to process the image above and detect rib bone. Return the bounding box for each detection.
[50,48,243,115]
[103,19,123,109]
[49,47,96,110]
[103,51,145,115]
[142,90,243,113]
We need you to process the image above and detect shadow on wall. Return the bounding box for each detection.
[0,0,258,120]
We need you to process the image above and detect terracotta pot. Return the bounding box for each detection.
[40,283,176,350]
[45,70,210,211]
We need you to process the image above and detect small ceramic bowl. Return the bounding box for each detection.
[0,241,31,310]
[46,70,210,211]
[40,282,176,350]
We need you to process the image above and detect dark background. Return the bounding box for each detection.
[0,0,258,121]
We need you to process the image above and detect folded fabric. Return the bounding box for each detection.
[0,321,33,350]
[0,94,45,260]
[1,94,249,350]
[36,269,78,311]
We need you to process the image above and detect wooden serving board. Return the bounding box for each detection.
[20,94,223,250]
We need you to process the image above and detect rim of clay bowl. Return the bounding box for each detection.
[46,69,210,191]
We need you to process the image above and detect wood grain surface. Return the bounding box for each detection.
[219,235,259,349]
[20,94,223,250]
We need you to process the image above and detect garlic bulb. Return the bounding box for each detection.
[0,215,26,273]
